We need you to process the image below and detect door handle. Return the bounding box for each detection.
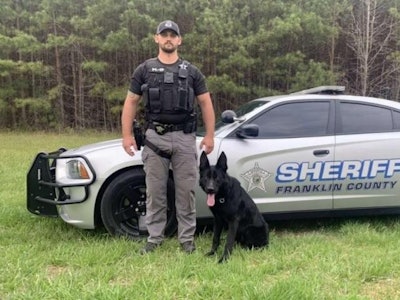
[313,149,330,156]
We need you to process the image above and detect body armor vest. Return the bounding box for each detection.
[141,58,195,125]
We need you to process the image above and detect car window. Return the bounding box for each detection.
[249,101,330,138]
[340,102,393,134]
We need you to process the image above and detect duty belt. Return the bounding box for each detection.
[148,122,185,135]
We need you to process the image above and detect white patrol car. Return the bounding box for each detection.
[27,86,400,238]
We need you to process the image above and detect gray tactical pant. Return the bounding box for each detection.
[142,129,197,244]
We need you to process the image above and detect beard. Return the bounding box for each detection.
[160,43,178,54]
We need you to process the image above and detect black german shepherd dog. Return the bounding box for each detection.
[199,151,269,263]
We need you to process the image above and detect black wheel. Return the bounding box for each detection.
[100,168,177,239]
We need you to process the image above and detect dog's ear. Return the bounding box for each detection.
[216,152,228,172]
[199,151,210,171]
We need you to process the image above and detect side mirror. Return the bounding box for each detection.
[236,124,259,138]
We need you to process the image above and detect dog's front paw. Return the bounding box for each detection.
[205,250,216,256]
[218,251,230,263]
[218,256,228,264]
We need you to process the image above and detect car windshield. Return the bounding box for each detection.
[196,100,268,136]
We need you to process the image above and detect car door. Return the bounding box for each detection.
[219,99,335,215]
[334,100,400,209]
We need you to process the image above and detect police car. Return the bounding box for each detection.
[27,86,400,238]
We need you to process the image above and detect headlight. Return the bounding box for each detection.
[67,160,90,179]
[56,158,95,185]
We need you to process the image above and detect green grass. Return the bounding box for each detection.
[2,131,400,299]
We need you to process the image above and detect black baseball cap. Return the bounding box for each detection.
[156,20,180,36]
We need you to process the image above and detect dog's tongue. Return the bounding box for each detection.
[207,194,215,207]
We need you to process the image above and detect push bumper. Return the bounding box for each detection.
[26,149,96,217]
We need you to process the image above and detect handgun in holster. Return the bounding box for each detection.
[133,121,144,150]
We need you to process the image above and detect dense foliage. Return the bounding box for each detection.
[0,0,399,130]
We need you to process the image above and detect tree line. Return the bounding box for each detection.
[0,0,399,131]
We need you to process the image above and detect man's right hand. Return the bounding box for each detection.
[122,136,138,156]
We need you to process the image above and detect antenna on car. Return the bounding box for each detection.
[290,86,345,95]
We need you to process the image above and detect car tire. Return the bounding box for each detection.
[100,169,177,239]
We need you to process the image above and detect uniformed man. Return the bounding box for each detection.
[121,20,215,254]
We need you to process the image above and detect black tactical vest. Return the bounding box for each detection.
[141,58,195,125]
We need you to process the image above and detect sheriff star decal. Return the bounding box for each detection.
[241,162,271,192]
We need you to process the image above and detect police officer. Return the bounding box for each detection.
[121,20,215,254]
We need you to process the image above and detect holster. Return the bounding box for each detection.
[133,121,144,150]
[183,113,197,133]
